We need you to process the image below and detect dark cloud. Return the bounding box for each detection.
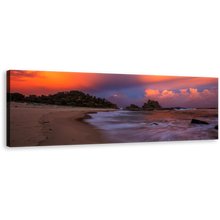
[9,70,46,81]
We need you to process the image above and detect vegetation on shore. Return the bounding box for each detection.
[8,90,118,109]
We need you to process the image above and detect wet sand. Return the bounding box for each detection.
[8,102,118,147]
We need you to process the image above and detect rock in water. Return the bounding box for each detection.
[214,125,218,130]
[142,100,162,110]
[160,108,175,110]
[173,107,186,110]
[125,104,142,111]
[150,122,158,126]
[191,119,209,124]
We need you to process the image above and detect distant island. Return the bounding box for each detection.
[8,90,118,109]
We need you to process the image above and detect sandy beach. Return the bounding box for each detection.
[8,102,118,147]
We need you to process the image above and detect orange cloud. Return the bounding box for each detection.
[180,89,188,92]
[145,89,179,99]
[145,89,160,96]
[189,88,198,93]
[162,90,175,96]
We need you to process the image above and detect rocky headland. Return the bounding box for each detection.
[125,100,191,111]
[8,90,118,109]
[125,100,162,111]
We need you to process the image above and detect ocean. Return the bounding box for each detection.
[84,109,218,143]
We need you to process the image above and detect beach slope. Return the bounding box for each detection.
[8,102,117,147]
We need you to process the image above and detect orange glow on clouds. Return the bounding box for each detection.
[144,88,218,107]
[189,88,198,93]
[9,70,108,96]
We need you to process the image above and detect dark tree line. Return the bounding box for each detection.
[8,90,118,109]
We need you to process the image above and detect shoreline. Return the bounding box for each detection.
[8,102,118,147]
[38,111,106,147]
[74,112,98,124]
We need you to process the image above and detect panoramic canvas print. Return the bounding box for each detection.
[7,70,218,147]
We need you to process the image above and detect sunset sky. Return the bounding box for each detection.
[8,70,218,108]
